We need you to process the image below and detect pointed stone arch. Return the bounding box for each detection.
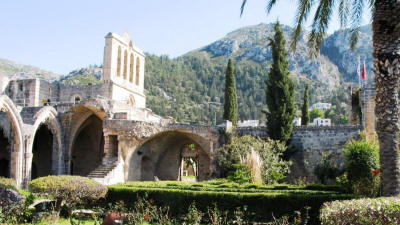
[0,95,24,187]
[129,54,134,83]
[117,46,122,77]
[127,131,212,181]
[67,102,108,176]
[135,57,140,86]
[123,50,128,80]
[26,106,63,181]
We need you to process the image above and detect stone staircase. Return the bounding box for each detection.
[87,161,118,179]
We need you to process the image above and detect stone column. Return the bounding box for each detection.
[102,135,118,164]
[22,152,32,188]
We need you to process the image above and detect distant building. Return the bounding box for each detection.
[293,117,301,126]
[238,120,259,127]
[310,102,332,111]
[310,117,331,126]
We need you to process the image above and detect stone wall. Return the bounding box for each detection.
[233,125,362,182]
[288,126,361,182]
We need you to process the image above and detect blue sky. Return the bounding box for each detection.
[0,0,371,74]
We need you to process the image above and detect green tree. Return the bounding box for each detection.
[223,59,238,126]
[301,85,310,125]
[241,0,400,197]
[310,108,325,121]
[265,22,295,143]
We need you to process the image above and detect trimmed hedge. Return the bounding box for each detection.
[107,182,358,224]
[320,197,400,225]
[0,177,17,189]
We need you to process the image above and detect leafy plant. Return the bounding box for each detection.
[29,176,107,215]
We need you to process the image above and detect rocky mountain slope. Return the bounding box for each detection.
[0,58,60,82]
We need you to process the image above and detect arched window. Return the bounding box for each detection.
[129,54,134,83]
[123,50,128,80]
[136,57,140,86]
[117,46,121,77]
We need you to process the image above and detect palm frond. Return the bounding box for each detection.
[338,0,350,28]
[266,0,278,14]
[308,0,335,57]
[240,0,247,16]
[349,0,364,49]
[291,0,314,52]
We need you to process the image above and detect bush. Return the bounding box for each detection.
[313,151,343,184]
[344,139,380,196]
[216,136,291,184]
[0,177,17,189]
[320,197,400,225]
[29,176,107,213]
[107,183,357,224]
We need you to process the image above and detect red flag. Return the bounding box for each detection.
[362,61,366,80]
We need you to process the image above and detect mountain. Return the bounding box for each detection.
[322,25,373,82]
[198,23,342,91]
[0,58,60,82]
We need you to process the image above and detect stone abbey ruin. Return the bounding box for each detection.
[0,32,375,188]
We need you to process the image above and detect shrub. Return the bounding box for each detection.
[227,164,252,184]
[344,139,379,196]
[216,136,291,184]
[0,177,17,189]
[313,151,343,184]
[320,197,400,225]
[29,176,107,214]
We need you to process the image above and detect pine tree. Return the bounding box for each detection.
[301,85,310,125]
[223,59,238,126]
[265,22,295,143]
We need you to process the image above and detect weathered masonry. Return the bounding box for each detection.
[0,31,368,188]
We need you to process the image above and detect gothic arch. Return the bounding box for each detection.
[135,57,140,86]
[26,106,63,180]
[123,50,128,80]
[127,131,211,181]
[0,95,24,187]
[129,54,134,83]
[68,105,106,176]
[117,46,122,77]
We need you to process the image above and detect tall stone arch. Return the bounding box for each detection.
[25,106,63,182]
[127,130,213,182]
[67,102,109,176]
[0,95,24,187]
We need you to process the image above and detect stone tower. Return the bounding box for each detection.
[361,83,376,140]
[102,31,146,108]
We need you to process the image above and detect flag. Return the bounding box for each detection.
[362,60,366,80]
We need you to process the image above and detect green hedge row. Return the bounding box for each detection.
[106,185,357,224]
[120,181,346,193]
[321,197,400,225]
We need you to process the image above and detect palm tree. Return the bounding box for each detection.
[241,0,400,196]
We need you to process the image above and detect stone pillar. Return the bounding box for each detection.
[103,135,118,164]
[361,85,376,141]
[22,152,32,188]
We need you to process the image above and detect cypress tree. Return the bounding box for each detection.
[301,85,310,125]
[265,22,295,143]
[223,59,238,126]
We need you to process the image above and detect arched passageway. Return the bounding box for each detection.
[129,132,211,181]
[0,127,11,178]
[0,112,15,178]
[70,114,104,176]
[31,124,54,179]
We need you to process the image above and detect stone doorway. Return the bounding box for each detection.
[179,144,199,182]
[70,115,104,176]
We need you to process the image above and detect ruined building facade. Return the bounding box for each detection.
[0,32,220,188]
